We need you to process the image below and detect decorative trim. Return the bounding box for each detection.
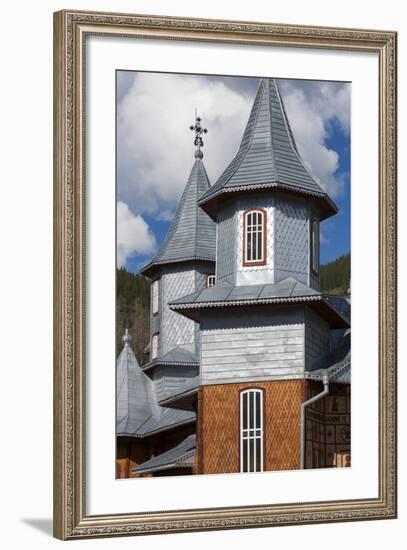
[242,208,268,267]
[117,417,196,439]
[53,9,397,540]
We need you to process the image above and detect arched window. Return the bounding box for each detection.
[243,209,267,266]
[151,333,159,360]
[240,389,264,472]
[152,279,160,315]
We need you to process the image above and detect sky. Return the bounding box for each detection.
[116,71,350,273]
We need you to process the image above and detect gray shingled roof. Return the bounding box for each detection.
[116,330,196,438]
[131,434,196,475]
[198,79,337,221]
[169,277,349,328]
[307,331,351,384]
[140,157,216,278]
[142,347,198,372]
[117,330,157,435]
[159,376,200,408]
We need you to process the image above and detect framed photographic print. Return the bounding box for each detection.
[53,10,397,540]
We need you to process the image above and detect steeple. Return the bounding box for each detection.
[116,329,158,434]
[199,78,337,221]
[140,115,216,278]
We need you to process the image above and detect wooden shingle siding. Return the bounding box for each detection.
[161,267,196,357]
[216,203,237,282]
[199,380,305,474]
[304,307,330,371]
[275,196,309,285]
[200,308,305,385]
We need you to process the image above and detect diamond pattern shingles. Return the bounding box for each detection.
[275,199,308,278]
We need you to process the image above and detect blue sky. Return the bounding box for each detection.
[117,72,350,273]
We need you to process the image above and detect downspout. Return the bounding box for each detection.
[300,374,330,469]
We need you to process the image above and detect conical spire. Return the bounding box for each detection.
[199,78,337,220]
[116,329,157,433]
[140,123,216,278]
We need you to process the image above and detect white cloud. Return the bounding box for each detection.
[279,80,350,198]
[118,74,350,223]
[116,201,157,267]
[117,72,252,216]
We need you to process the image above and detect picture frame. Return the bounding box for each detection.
[53,9,397,540]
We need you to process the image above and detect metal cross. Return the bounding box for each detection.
[189,114,208,149]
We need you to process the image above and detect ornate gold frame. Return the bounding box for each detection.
[53,9,397,540]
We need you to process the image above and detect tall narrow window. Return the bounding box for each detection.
[311,219,319,274]
[243,209,267,266]
[151,333,159,360]
[240,389,264,473]
[152,279,160,315]
[206,274,216,288]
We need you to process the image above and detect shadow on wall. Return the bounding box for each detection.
[20,518,53,537]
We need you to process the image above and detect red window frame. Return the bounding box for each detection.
[243,208,267,267]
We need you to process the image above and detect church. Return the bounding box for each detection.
[116,77,351,478]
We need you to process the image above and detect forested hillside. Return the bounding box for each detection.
[116,253,350,361]
[116,268,150,363]
[320,253,350,296]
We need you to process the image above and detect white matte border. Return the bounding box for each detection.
[87,35,378,515]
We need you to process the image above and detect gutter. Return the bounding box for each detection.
[300,374,329,469]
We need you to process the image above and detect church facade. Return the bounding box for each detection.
[116,78,351,478]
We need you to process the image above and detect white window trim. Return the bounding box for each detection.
[206,274,216,288]
[243,209,266,266]
[240,389,264,473]
[151,333,159,360]
[152,279,160,315]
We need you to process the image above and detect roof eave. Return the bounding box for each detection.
[117,417,196,439]
[170,295,349,328]
[198,182,338,221]
[139,256,216,279]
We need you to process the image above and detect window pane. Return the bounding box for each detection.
[256,391,261,428]
[242,393,248,430]
[255,439,261,472]
[249,439,254,472]
[257,225,262,260]
[242,439,248,472]
[249,391,254,429]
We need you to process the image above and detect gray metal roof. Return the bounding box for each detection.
[307,326,351,384]
[159,376,200,408]
[117,330,196,438]
[116,329,157,435]
[169,277,349,328]
[198,79,337,221]
[131,434,196,475]
[140,157,216,278]
[142,346,198,372]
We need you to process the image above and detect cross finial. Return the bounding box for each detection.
[189,113,207,159]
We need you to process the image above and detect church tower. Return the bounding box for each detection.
[140,116,216,408]
[170,79,350,474]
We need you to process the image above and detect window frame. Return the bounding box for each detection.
[151,278,160,316]
[151,332,159,360]
[240,388,264,473]
[242,208,267,267]
[310,217,320,275]
[206,274,216,288]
